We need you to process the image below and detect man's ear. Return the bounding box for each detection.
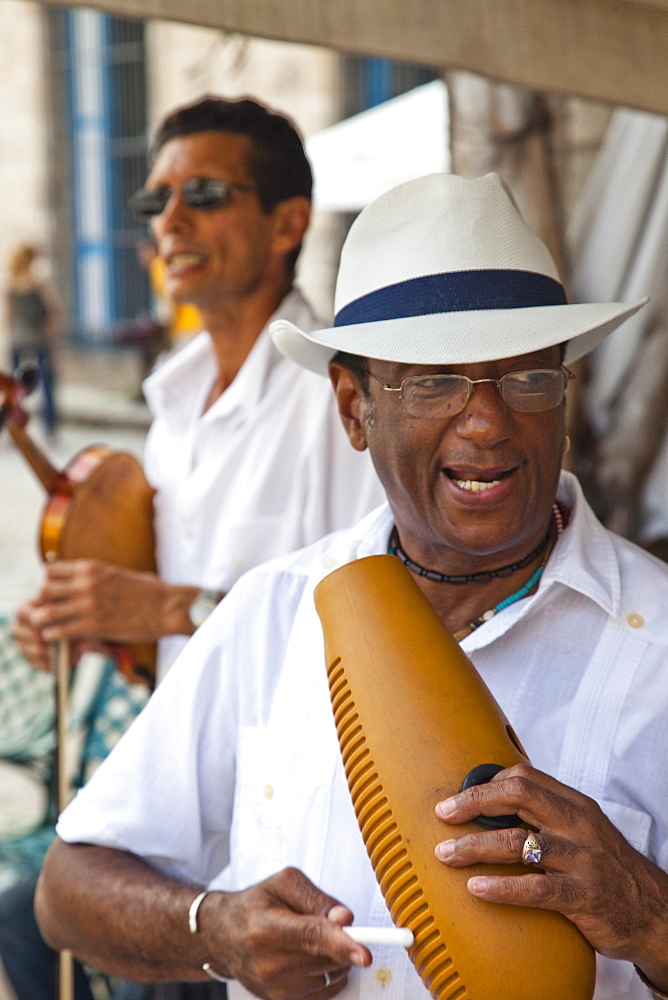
[328,362,369,452]
[270,197,311,257]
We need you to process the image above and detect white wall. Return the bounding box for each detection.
[0,0,51,364]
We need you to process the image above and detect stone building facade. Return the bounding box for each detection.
[0,1,342,358]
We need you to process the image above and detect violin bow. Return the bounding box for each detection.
[51,635,74,1000]
[3,364,156,998]
[1,369,75,999]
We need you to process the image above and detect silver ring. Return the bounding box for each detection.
[323,972,332,989]
[521,831,542,865]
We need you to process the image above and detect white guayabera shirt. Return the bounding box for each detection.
[142,287,384,680]
[59,473,668,1000]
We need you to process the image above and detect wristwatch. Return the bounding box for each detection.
[188,589,222,628]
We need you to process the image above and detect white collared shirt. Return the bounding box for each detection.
[142,288,384,679]
[58,473,668,999]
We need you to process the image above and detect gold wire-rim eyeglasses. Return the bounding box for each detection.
[362,366,576,418]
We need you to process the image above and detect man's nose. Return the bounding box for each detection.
[152,192,192,233]
[455,380,512,444]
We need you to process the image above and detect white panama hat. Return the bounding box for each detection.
[271,172,647,374]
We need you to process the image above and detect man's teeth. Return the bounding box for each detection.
[169,254,202,267]
[453,478,502,492]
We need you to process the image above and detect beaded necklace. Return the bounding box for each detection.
[390,523,551,584]
[454,539,553,640]
[388,500,570,641]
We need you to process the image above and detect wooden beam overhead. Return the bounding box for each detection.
[36,0,668,115]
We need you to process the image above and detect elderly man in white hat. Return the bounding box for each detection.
[35,174,668,1000]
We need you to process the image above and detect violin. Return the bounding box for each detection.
[0,365,157,686]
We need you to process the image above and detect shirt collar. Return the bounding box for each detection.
[462,471,620,653]
[312,474,621,655]
[143,288,317,428]
[545,470,620,616]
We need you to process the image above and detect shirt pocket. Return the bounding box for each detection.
[230,723,338,891]
[219,515,290,580]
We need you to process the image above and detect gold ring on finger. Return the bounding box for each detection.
[521,830,543,865]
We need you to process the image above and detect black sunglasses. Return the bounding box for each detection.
[129,177,257,219]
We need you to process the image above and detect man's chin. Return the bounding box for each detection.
[166,282,203,307]
[436,519,540,564]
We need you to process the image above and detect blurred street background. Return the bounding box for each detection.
[4,0,667,558]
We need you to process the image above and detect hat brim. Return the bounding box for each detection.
[271,298,648,376]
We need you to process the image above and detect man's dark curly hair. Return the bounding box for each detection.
[151,96,313,273]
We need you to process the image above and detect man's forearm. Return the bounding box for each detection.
[36,841,369,998]
[36,840,217,983]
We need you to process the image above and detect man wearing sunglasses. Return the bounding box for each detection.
[12,96,383,685]
[5,96,383,1000]
[38,173,668,1000]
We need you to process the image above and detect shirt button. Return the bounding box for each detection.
[264,784,274,799]
[374,968,392,987]
[627,613,644,629]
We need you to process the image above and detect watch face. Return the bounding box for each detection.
[189,591,219,628]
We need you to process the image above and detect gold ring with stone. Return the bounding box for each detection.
[521,831,543,865]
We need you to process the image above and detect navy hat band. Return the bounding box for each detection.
[334,269,567,327]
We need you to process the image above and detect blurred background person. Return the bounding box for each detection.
[113,240,172,400]
[4,244,62,440]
